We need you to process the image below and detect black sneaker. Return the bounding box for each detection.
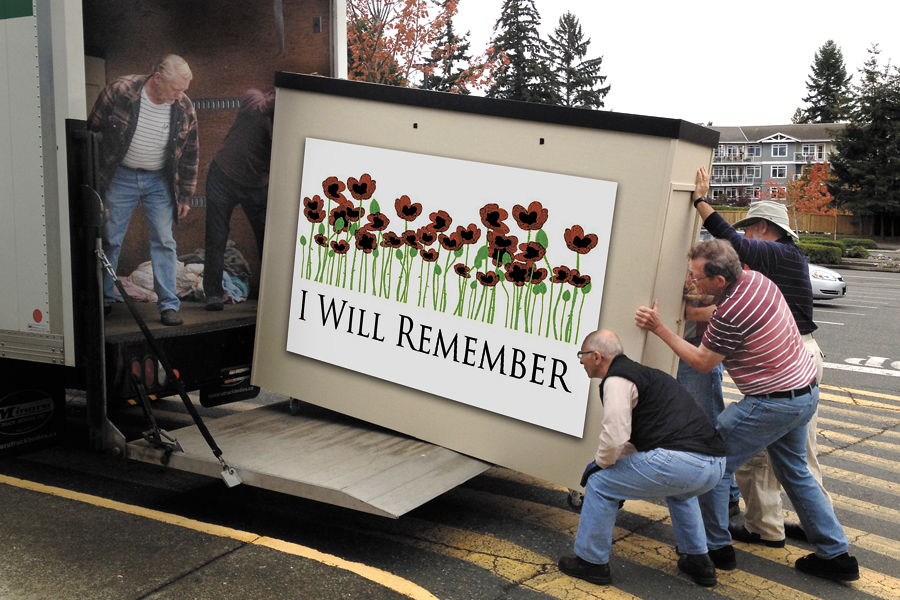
[729,525,785,548]
[558,555,611,585]
[728,499,741,518]
[795,552,859,581]
[160,309,183,326]
[784,522,808,542]
[677,554,717,587]
[708,545,737,570]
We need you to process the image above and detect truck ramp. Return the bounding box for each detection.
[127,402,491,518]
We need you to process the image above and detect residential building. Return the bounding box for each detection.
[709,123,846,203]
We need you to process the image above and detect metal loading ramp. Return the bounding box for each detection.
[127,402,492,518]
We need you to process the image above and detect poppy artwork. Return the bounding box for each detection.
[287,139,617,437]
[293,141,615,345]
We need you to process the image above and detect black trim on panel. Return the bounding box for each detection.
[274,73,720,148]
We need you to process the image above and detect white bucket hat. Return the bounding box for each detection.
[732,201,799,241]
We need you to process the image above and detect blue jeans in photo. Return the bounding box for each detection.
[103,166,180,313]
[697,386,849,559]
[203,161,267,299]
[677,358,741,503]
[575,449,726,564]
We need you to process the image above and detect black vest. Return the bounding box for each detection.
[600,355,726,457]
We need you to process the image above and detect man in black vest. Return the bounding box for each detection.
[558,329,727,587]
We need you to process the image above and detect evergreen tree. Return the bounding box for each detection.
[794,40,852,123]
[486,0,555,103]
[545,12,609,109]
[829,45,900,236]
[423,1,474,93]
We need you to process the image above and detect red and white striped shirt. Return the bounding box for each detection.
[702,270,816,396]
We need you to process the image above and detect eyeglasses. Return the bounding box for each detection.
[577,350,598,359]
[689,273,710,283]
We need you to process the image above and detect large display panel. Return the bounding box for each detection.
[255,74,717,490]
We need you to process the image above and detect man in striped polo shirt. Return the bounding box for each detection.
[636,240,859,581]
[88,55,199,326]
[691,166,830,549]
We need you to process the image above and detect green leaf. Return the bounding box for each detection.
[497,271,506,282]
[562,290,571,302]
[583,283,592,294]
[532,282,547,295]
[395,249,404,260]
[470,281,478,290]
[318,223,325,235]
[501,251,512,265]
[536,229,549,249]
[454,249,464,258]
[372,247,380,258]
[328,249,336,258]
[409,248,418,258]
[474,245,488,268]
[334,217,346,232]
[300,235,308,246]
[349,222,359,236]
[370,199,381,213]
[434,264,443,275]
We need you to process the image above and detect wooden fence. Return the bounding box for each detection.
[717,210,873,237]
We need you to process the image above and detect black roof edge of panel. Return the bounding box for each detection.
[274,73,720,149]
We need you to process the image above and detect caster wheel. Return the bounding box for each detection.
[567,489,584,510]
[289,398,302,416]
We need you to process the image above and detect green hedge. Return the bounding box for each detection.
[840,238,878,250]
[845,245,870,258]
[799,243,842,265]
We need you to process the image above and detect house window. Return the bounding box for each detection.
[750,187,761,199]
[711,188,725,201]
[747,166,761,179]
[772,165,787,179]
[802,144,816,157]
[747,145,762,157]
[771,144,788,157]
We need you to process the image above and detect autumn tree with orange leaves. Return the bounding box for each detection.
[787,162,837,216]
[347,0,495,92]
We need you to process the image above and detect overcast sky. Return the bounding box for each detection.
[453,0,900,126]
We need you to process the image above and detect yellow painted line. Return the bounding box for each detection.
[830,491,900,523]
[722,379,900,412]
[819,431,900,455]
[819,417,900,444]
[825,446,900,475]
[820,383,900,403]
[0,474,438,600]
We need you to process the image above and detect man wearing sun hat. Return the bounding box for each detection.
[689,166,830,549]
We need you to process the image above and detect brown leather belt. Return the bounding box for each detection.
[762,379,817,399]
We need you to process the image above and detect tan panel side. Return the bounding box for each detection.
[254,88,713,490]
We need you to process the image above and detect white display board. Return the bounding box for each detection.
[286,139,616,436]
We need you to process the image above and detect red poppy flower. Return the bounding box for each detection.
[366,212,390,231]
[429,210,452,232]
[322,176,346,201]
[329,203,351,232]
[568,269,591,288]
[512,201,548,231]
[504,262,530,287]
[304,207,326,223]
[529,267,548,285]
[487,231,519,263]
[564,225,599,254]
[417,225,438,246]
[453,263,471,278]
[401,229,422,249]
[439,232,463,251]
[476,271,500,287]
[395,195,422,221]
[479,203,510,233]
[314,233,328,247]
[420,248,440,262]
[552,266,571,284]
[515,241,546,264]
[355,228,378,253]
[303,195,325,211]
[456,223,482,245]
[345,202,365,223]
[381,231,403,248]
[347,174,376,200]
[331,239,350,254]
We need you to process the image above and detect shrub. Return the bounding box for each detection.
[840,238,878,250]
[799,243,842,265]
[845,245,870,259]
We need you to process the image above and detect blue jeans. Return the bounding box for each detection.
[677,358,741,503]
[698,386,849,559]
[103,166,180,312]
[203,161,267,298]
[575,449,725,564]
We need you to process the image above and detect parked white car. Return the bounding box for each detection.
[809,264,847,301]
